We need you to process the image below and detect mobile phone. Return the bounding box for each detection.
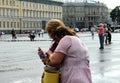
[39,53,45,59]
[38,47,45,59]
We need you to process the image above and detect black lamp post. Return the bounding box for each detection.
[19,0,22,34]
[19,18,22,34]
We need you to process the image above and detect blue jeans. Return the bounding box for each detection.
[99,34,104,48]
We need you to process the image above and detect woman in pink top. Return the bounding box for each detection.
[38,19,92,83]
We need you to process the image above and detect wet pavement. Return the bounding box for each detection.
[0,32,120,83]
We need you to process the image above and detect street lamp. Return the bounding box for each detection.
[19,18,22,34]
[19,0,22,34]
[84,1,88,28]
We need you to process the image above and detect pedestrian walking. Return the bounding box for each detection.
[38,19,92,83]
[38,29,44,37]
[11,29,17,40]
[29,31,35,41]
[90,25,96,39]
[40,29,44,37]
[104,24,109,45]
[0,31,5,40]
[38,30,41,37]
[107,23,112,44]
[97,23,105,49]
[104,23,112,45]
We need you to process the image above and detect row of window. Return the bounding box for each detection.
[0,9,19,17]
[1,0,17,6]
[0,21,42,28]
[0,8,62,18]
[63,7,108,16]
[0,0,62,11]
[22,10,62,18]
[63,16,103,22]
[0,21,19,28]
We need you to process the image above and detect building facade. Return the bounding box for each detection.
[63,2,108,30]
[0,0,63,33]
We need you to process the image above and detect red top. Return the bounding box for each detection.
[98,26,104,34]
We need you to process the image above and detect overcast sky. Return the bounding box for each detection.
[63,0,120,9]
[99,0,120,9]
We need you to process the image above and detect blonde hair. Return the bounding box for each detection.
[45,19,78,39]
[45,19,65,33]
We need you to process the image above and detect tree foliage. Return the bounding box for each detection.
[110,6,120,24]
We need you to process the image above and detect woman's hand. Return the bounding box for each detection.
[38,47,49,64]
[38,47,45,59]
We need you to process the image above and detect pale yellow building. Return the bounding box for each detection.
[0,0,63,33]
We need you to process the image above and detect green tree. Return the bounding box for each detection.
[110,6,120,24]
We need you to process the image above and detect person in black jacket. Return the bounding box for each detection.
[11,29,17,40]
[107,24,112,44]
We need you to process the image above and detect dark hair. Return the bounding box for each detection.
[54,27,72,37]
[51,26,79,41]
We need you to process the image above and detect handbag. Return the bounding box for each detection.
[41,65,60,83]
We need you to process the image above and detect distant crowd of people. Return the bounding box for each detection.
[90,23,112,49]
[1,28,45,41]
[28,28,45,41]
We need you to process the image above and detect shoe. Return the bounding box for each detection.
[99,47,104,49]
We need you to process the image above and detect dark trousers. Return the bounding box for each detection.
[108,32,111,44]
